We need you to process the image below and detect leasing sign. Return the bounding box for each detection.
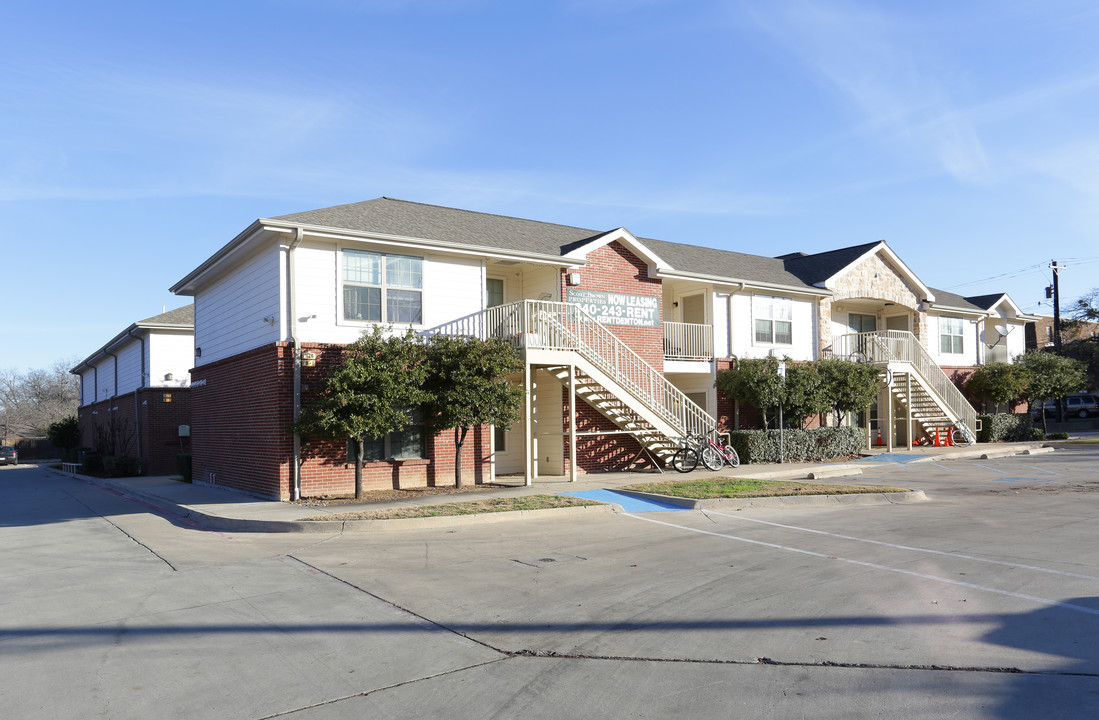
[568,289,661,328]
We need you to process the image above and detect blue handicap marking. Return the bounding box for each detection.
[561,489,687,512]
[857,453,924,463]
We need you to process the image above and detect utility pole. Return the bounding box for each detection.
[1050,260,1065,354]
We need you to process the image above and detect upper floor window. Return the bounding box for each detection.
[940,317,965,354]
[343,249,423,323]
[754,295,793,345]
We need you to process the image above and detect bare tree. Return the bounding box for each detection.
[0,359,81,440]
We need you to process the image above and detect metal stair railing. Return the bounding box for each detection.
[423,300,714,441]
[835,330,977,443]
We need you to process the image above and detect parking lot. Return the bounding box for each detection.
[3,448,1099,718]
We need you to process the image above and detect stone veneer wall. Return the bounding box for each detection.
[819,251,927,352]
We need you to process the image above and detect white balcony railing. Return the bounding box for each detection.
[833,330,977,442]
[663,322,713,360]
[424,300,715,440]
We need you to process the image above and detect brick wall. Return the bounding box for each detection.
[191,342,491,500]
[555,240,665,472]
[77,388,191,475]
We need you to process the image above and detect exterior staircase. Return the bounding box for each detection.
[836,330,978,445]
[424,300,714,466]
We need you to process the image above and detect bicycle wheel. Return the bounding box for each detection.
[724,445,740,468]
[951,428,973,447]
[701,444,724,471]
[671,447,698,473]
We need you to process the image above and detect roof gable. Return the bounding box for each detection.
[561,227,671,272]
[788,241,934,302]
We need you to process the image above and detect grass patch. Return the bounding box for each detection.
[621,477,908,500]
[300,494,601,521]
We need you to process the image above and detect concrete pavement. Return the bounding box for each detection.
[40,440,1060,532]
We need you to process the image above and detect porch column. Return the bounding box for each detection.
[886,382,894,452]
[906,373,913,451]
[569,364,577,482]
[524,362,533,486]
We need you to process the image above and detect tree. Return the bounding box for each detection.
[715,356,784,429]
[781,361,830,429]
[423,334,523,487]
[1015,350,1088,434]
[964,362,1031,413]
[46,416,81,460]
[294,327,429,499]
[0,359,80,439]
[816,358,881,426]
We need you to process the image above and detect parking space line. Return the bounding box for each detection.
[973,464,1010,474]
[624,513,1099,617]
[701,509,1099,581]
[1029,466,1066,476]
[925,460,957,472]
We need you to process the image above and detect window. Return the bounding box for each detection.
[343,249,423,323]
[940,317,965,354]
[347,408,426,461]
[848,313,876,333]
[493,425,506,452]
[486,277,504,308]
[753,295,793,345]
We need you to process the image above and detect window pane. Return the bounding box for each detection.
[391,424,425,459]
[344,286,381,321]
[755,319,773,344]
[753,295,771,318]
[494,426,506,452]
[952,335,964,354]
[347,436,384,462]
[774,298,793,321]
[774,321,793,345]
[343,250,381,285]
[386,254,422,288]
[387,289,422,323]
[486,278,504,308]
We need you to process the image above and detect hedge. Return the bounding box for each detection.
[727,426,864,464]
[977,413,1035,443]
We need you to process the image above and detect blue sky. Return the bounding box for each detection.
[3,0,1099,373]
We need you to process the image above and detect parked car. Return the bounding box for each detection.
[0,446,17,465]
[1030,395,1099,420]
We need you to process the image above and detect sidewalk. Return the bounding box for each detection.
[45,440,1058,533]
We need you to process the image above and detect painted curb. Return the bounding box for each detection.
[614,488,927,510]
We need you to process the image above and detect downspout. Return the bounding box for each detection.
[288,228,304,500]
[105,349,119,454]
[127,328,147,466]
[725,283,745,430]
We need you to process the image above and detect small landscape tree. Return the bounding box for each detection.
[46,416,81,461]
[781,360,830,429]
[965,362,1031,413]
[423,334,523,487]
[715,356,784,429]
[294,327,429,499]
[816,358,881,426]
[1015,350,1088,434]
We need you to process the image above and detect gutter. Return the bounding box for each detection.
[288,227,304,501]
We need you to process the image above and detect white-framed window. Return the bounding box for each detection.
[753,295,793,345]
[342,249,423,323]
[940,316,965,354]
[347,408,426,461]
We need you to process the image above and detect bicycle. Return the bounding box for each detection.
[698,431,740,470]
[670,431,740,472]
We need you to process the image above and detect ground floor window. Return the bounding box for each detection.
[347,408,426,461]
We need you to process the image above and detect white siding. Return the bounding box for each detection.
[95,355,117,402]
[148,332,194,387]
[292,241,486,344]
[730,293,815,361]
[534,370,563,476]
[114,340,143,394]
[712,292,730,358]
[80,369,96,406]
[523,266,560,303]
[927,314,980,366]
[194,245,283,365]
[1005,321,1027,361]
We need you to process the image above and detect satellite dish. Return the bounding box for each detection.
[994,323,1010,336]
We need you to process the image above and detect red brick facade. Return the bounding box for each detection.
[557,240,666,472]
[190,341,490,500]
[77,387,192,475]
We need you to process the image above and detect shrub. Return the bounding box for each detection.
[727,426,863,464]
[1030,428,1046,440]
[976,413,1034,443]
[176,453,193,482]
[81,451,102,473]
[102,455,141,478]
[1047,432,1069,440]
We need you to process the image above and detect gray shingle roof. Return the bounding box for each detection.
[138,304,194,327]
[928,288,984,312]
[963,293,1006,311]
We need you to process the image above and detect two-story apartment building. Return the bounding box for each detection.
[167,198,1033,499]
[72,305,194,475]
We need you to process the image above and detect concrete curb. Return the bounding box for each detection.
[613,488,927,511]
